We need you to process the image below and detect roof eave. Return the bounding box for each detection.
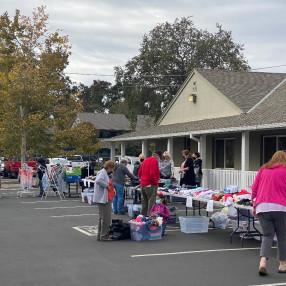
[103,122,286,142]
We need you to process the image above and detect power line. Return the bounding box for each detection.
[66,64,286,77]
[251,64,286,71]
[66,72,187,77]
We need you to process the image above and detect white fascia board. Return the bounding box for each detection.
[247,78,286,113]
[103,122,286,143]
[191,122,286,135]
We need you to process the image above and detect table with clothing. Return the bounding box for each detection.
[158,184,263,245]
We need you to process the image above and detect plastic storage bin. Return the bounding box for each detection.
[81,189,93,203]
[130,221,162,241]
[87,193,96,205]
[127,204,141,218]
[179,216,210,233]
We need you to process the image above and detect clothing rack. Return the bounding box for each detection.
[17,164,36,197]
[45,164,66,200]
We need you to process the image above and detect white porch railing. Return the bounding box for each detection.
[202,169,258,190]
[173,167,258,190]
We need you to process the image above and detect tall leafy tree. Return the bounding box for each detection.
[115,17,250,122]
[0,7,100,162]
[79,80,121,113]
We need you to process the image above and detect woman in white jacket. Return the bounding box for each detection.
[94,160,115,241]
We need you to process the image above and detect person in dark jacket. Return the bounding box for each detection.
[179,150,196,187]
[112,159,137,214]
[133,153,145,177]
[192,151,203,187]
[37,157,47,197]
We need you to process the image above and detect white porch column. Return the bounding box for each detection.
[198,135,206,169]
[142,140,148,156]
[121,142,126,158]
[167,137,174,159]
[241,131,250,171]
[110,142,115,161]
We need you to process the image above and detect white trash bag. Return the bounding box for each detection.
[211,212,228,229]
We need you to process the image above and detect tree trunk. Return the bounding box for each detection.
[20,106,27,168]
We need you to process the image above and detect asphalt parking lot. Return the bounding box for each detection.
[0,178,286,286]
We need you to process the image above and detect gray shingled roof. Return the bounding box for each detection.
[77,113,131,131]
[77,113,153,132]
[196,68,286,112]
[105,80,286,141]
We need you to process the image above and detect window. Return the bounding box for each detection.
[263,135,286,163]
[214,138,234,168]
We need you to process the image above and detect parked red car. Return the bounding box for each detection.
[4,155,37,178]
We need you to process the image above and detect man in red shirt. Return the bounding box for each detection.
[138,151,161,216]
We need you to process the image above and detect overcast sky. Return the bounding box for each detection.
[2,0,286,86]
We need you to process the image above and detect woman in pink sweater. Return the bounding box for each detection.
[252,151,286,276]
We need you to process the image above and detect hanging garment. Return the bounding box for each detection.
[42,172,50,191]
[57,172,66,194]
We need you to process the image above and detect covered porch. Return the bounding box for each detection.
[106,128,260,190]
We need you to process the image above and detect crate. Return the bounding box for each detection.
[127,204,141,218]
[65,174,82,182]
[65,167,81,175]
[87,193,96,205]
[179,216,210,233]
[130,221,162,241]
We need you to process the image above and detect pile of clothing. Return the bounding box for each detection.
[109,219,131,240]
[130,215,162,241]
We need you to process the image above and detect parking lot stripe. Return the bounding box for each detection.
[248,283,286,286]
[51,214,98,218]
[34,206,93,210]
[72,227,97,236]
[22,200,79,203]
[131,247,267,258]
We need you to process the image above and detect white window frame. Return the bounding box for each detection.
[214,138,235,169]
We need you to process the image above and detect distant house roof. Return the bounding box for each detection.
[77,113,131,131]
[196,68,286,112]
[77,113,153,132]
[104,75,286,142]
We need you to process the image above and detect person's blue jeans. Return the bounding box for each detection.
[112,182,125,214]
[162,224,167,236]
[39,180,44,196]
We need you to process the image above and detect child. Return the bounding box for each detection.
[149,193,169,236]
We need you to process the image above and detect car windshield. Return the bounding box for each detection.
[51,158,69,164]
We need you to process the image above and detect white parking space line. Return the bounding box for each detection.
[73,226,98,236]
[35,206,94,210]
[131,247,265,258]
[51,214,98,218]
[249,283,286,286]
[22,200,79,203]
